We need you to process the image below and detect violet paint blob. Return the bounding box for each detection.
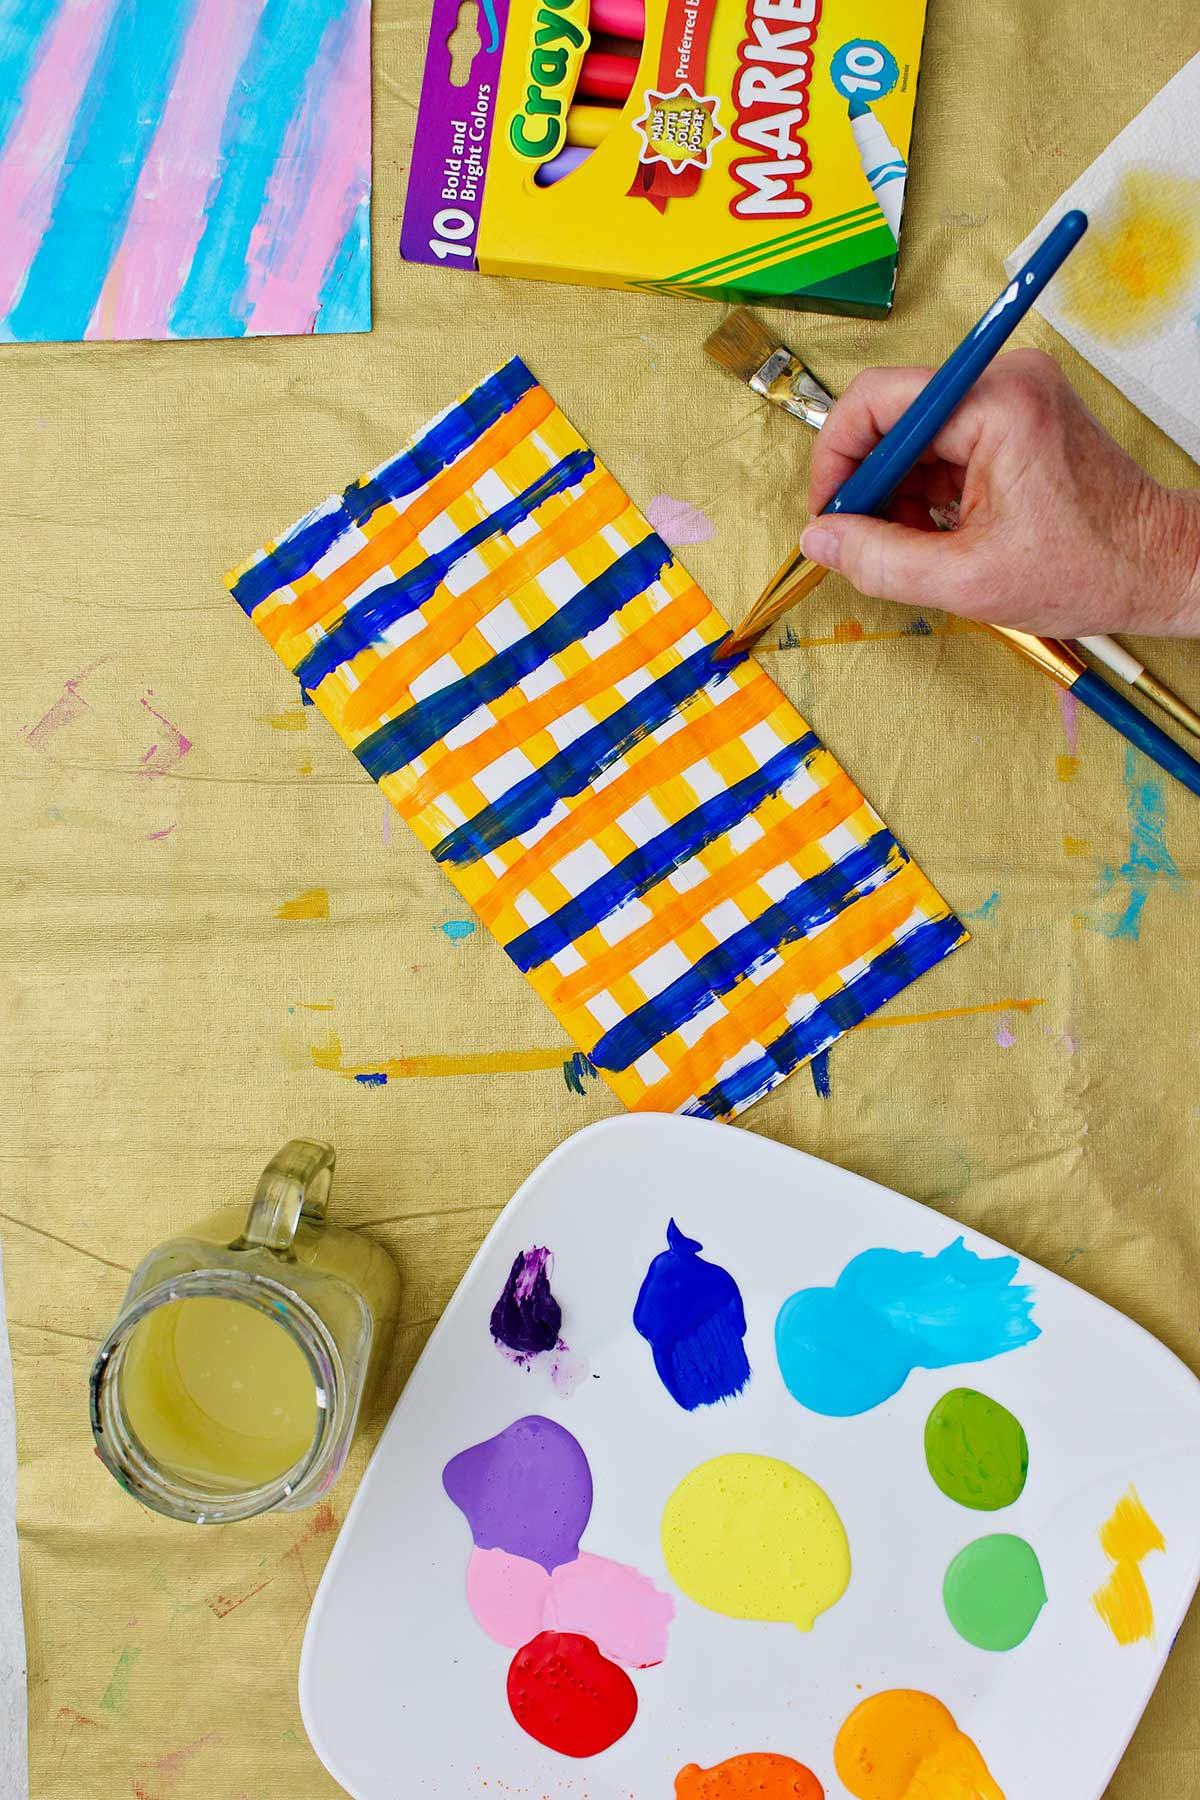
[442,1415,593,1574]
[490,1247,563,1359]
[633,1220,751,1411]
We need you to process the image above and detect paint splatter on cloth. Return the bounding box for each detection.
[227,359,965,1118]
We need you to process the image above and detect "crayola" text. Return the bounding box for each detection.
[508,0,590,161]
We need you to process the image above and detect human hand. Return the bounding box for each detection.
[800,348,1200,637]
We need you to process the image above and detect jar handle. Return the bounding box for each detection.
[236,1139,335,1256]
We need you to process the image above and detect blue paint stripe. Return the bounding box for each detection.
[168,0,347,340]
[230,357,536,613]
[588,830,905,1072]
[293,448,597,688]
[503,731,821,973]
[354,531,675,777]
[315,188,371,334]
[686,911,965,1118]
[433,637,744,869]
[0,0,61,157]
[7,0,198,343]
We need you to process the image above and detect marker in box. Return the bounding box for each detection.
[578,49,639,102]
[847,97,907,244]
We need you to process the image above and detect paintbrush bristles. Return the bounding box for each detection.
[723,558,832,656]
[703,307,783,383]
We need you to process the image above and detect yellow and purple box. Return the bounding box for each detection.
[402,0,928,315]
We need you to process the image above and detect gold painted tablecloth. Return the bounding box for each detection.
[2,2,1198,1794]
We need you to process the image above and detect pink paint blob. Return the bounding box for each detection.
[995,1021,1017,1049]
[466,1548,550,1649]
[646,494,716,548]
[544,1552,675,1668]
[1056,685,1080,756]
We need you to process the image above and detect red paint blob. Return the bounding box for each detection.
[506,1629,637,1758]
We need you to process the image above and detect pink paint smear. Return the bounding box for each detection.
[23,657,111,750]
[995,1019,1017,1049]
[1056,685,1079,756]
[466,1547,674,1668]
[645,494,716,548]
[138,693,192,777]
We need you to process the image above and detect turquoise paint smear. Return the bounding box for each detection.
[964,891,1000,921]
[315,187,371,333]
[775,1237,1039,1417]
[169,0,343,339]
[439,919,476,942]
[8,0,197,342]
[1082,748,1179,941]
[0,0,61,156]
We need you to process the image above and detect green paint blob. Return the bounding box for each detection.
[943,1534,1046,1650]
[924,1386,1028,1510]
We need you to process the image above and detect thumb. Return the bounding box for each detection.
[800,515,961,610]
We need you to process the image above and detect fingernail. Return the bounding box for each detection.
[800,526,841,570]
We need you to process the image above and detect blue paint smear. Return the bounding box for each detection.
[633,1220,750,1411]
[0,0,60,159]
[589,830,903,1072]
[230,359,535,614]
[314,187,371,334]
[562,1052,598,1094]
[8,0,198,342]
[353,1070,388,1086]
[294,449,596,688]
[687,911,966,1118]
[299,684,315,705]
[775,1236,1039,1417]
[433,637,742,868]
[354,532,675,778]
[439,919,476,941]
[168,0,343,339]
[810,1049,832,1098]
[1083,747,1179,940]
[907,616,934,636]
[504,731,821,973]
[963,890,1000,920]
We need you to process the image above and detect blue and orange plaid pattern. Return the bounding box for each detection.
[226,359,966,1118]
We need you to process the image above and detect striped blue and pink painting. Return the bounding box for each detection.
[0,0,371,343]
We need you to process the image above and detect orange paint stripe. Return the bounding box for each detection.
[260,385,557,650]
[341,474,632,735]
[476,670,782,929]
[765,618,987,652]
[851,995,1038,1031]
[398,584,711,820]
[633,859,929,1115]
[552,769,863,1010]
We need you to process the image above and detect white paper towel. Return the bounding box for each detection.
[0,1246,27,1800]
[1008,51,1200,465]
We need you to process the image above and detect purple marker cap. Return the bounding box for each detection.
[535,145,593,189]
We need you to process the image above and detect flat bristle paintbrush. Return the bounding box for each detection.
[704,308,836,430]
[721,210,1091,656]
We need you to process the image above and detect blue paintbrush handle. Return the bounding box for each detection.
[826,209,1089,520]
[1073,668,1200,797]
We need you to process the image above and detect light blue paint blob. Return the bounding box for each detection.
[964,891,1000,920]
[1082,748,1179,940]
[439,919,476,942]
[775,1237,1039,1417]
[633,1220,750,1411]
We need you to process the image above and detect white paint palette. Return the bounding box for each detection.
[301,1117,1200,1799]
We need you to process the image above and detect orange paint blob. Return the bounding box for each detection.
[675,1752,824,1798]
[1092,1485,1166,1645]
[834,1691,1006,1800]
[1057,167,1200,344]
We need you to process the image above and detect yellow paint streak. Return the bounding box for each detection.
[767,618,986,652]
[258,707,308,731]
[1057,753,1079,783]
[1093,1486,1166,1645]
[1057,168,1200,344]
[835,1690,1006,1800]
[1063,835,1091,857]
[276,888,329,921]
[304,998,1047,1083]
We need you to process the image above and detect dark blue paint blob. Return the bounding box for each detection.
[562,1053,598,1095]
[353,1071,388,1086]
[491,1248,563,1358]
[632,1220,750,1411]
[810,1049,832,1099]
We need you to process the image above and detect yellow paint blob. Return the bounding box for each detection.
[1057,167,1200,344]
[835,1690,1006,1800]
[120,1297,318,1492]
[661,1452,850,1632]
[1093,1485,1166,1645]
[276,887,329,919]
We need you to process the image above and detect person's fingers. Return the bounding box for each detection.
[808,368,936,514]
[799,513,974,609]
[886,497,941,533]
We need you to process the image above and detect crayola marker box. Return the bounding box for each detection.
[402,0,928,315]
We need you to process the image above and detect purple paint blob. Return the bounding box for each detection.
[442,1415,593,1574]
[491,1247,563,1359]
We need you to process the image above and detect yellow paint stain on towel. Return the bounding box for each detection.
[1092,1486,1166,1645]
[259,705,308,731]
[276,888,329,920]
[1058,168,1200,344]
[1056,754,1079,783]
[310,1030,568,1080]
